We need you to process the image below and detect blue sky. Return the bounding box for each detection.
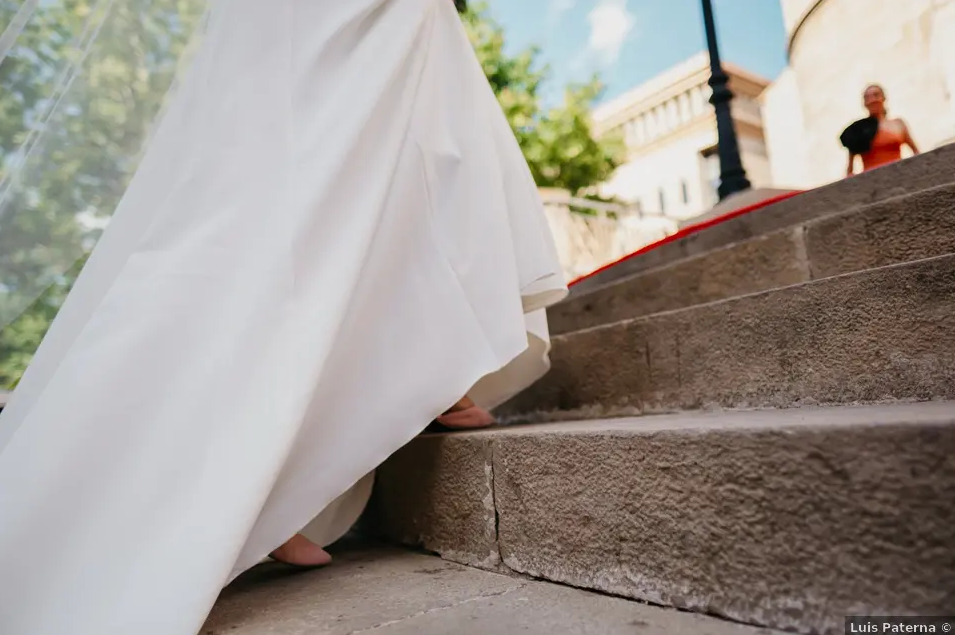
[481,0,788,105]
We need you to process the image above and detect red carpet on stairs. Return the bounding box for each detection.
[568,190,804,288]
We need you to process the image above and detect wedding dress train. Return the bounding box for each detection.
[0,1,567,633]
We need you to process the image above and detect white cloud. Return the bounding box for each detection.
[586,0,636,65]
[547,0,577,24]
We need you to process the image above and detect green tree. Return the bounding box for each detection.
[461,2,625,195]
[0,0,204,388]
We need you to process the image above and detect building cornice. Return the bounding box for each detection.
[618,113,764,160]
[594,71,767,135]
[593,55,770,128]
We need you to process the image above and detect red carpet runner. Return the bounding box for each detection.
[568,190,804,288]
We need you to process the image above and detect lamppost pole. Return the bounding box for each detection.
[700,0,751,200]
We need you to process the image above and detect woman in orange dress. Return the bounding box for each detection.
[846,84,920,176]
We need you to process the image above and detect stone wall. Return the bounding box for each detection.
[538,189,678,281]
[760,69,815,188]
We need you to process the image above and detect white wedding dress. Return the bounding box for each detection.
[0,1,567,634]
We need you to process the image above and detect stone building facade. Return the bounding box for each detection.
[591,53,774,224]
[761,0,955,188]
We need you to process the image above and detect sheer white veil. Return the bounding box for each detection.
[0,0,210,387]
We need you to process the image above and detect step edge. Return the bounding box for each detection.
[423,401,955,439]
[562,179,955,306]
[570,144,955,293]
[553,251,955,340]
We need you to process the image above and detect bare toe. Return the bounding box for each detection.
[270,534,332,567]
[436,405,495,429]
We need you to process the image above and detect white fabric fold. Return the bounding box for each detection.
[0,2,567,634]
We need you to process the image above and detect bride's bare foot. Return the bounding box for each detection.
[269,534,332,568]
[435,396,495,429]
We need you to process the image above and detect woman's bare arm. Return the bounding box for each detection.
[901,120,920,154]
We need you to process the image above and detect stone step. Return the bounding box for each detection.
[551,182,955,336]
[502,254,955,421]
[571,143,955,295]
[367,402,955,635]
[204,541,782,635]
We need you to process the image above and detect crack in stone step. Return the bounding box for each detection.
[344,585,526,634]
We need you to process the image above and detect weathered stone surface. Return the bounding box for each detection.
[204,543,519,635]
[553,183,955,336]
[806,182,955,279]
[503,254,955,420]
[494,406,955,635]
[365,434,500,569]
[204,542,785,635]
[570,143,955,295]
[370,403,955,635]
[550,228,810,335]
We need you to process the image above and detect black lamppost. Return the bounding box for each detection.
[700,0,751,200]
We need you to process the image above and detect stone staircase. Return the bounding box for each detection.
[365,146,955,635]
[570,143,955,294]
[205,540,786,634]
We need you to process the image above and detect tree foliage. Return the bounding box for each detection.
[0,0,203,387]
[461,2,624,195]
[0,1,622,388]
